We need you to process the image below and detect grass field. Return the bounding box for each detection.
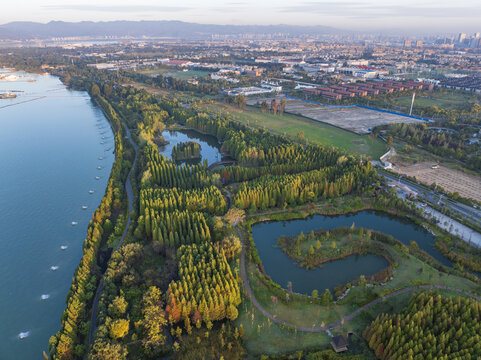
[130,82,216,103]
[369,90,478,114]
[138,68,210,80]
[393,92,472,109]
[203,103,387,159]
[235,291,331,356]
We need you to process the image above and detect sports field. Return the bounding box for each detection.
[204,102,387,159]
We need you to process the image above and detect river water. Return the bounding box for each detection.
[0,70,114,359]
[252,210,452,295]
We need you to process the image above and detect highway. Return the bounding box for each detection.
[378,171,481,228]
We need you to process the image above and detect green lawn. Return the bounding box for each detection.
[235,291,331,356]
[203,103,387,159]
[393,92,471,109]
[139,68,210,80]
[369,90,477,113]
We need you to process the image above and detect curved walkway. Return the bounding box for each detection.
[89,126,138,345]
[206,160,235,171]
[236,225,481,332]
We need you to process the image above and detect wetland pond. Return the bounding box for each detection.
[158,129,225,166]
[251,210,452,295]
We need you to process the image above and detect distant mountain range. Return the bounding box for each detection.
[0,20,343,40]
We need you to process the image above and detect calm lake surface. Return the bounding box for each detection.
[0,70,114,359]
[159,129,223,166]
[251,210,452,295]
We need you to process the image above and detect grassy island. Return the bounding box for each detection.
[171,140,201,161]
[277,226,382,269]
[274,225,397,295]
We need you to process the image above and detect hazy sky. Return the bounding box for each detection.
[1,0,480,33]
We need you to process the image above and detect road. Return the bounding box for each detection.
[379,171,481,228]
[89,126,138,345]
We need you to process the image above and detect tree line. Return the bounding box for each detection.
[166,243,241,332]
[233,162,375,211]
[386,122,481,172]
[218,145,352,183]
[145,146,214,189]
[49,89,131,359]
[172,141,201,161]
[140,186,227,215]
[363,291,481,359]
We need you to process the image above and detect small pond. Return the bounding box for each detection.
[159,129,225,166]
[251,210,452,295]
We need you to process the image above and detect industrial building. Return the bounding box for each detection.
[301,80,434,100]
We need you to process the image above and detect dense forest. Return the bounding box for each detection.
[166,243,241,328]
[233,161,375,211]
[77,72,247,359]
[363,292,481,359]
[140,186,227,215]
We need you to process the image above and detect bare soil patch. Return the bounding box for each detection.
[392,161,481,202]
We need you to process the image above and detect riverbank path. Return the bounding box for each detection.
[89,126,138,345]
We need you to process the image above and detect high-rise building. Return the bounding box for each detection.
[404,39,411,47]
[469,38,480,48]
[416,40,423,48]
[475,32,480,39]
[457,32,466,43]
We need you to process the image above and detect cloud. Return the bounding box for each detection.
[43,5,190,13]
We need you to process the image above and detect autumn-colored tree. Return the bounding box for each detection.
[108,296,128,318]
[109,319,129,339]
[141,286,167,354]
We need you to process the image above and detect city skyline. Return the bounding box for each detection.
[2,0,481,34]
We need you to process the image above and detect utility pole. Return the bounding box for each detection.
[409,91,416,116]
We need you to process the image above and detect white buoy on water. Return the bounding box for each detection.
[89,190,94,194]
[18,331,30,340]
[41,294,50,300]
[50,266,59,271]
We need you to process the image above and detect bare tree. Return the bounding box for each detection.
[260,101,268,113]
[279,99,286,115]
[271,99,278,115]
